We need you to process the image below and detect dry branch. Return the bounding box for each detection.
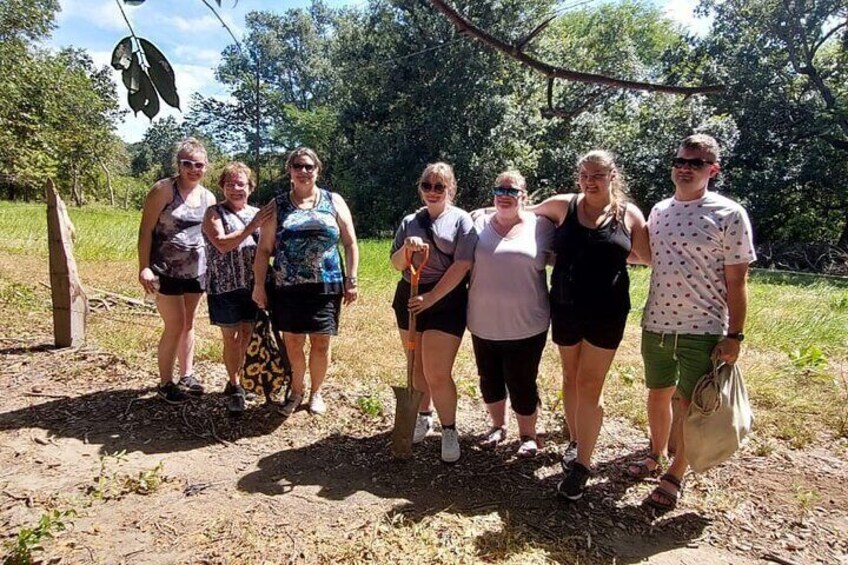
[427,0,724,96]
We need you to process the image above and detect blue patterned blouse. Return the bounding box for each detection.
[272,188,344,295]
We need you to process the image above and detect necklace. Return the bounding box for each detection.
[290,187,319,209]
[580,198,612,225]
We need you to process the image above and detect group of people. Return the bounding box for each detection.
[138,133,755,511]
[138,141,358,417]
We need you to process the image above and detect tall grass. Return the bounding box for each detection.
[1,201,847,441]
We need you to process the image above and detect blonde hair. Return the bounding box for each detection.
[217,161,256,192]
[577,150,629,216]
[680,134,721,163]
[285,147,323,175]
[174,137,208,168]
[418,162,457,200]
[495,169,526,191]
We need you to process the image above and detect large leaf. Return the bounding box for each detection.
[123,1,146,5]
[139,69,160,119]
[110,37,133,71]
[138,38,180,110]
[122,55,142,94]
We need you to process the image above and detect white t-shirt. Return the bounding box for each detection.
[467,212,554,340]
[643,191,756,335]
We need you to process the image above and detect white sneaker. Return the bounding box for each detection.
[413,414,434,444]
[279,392,303,417]
[516,436,538,459]
[308,392,326,415]
[441,427,461,464]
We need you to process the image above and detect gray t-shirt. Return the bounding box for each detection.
[391,206,478,285]
[467,212,554,340]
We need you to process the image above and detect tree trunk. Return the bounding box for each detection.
[838,209,848,251]
[45,178,88,348]
[70,167,83,206]
[98,158,115,207]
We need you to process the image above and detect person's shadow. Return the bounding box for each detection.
[0,386,287,455]
[238,432,709,563]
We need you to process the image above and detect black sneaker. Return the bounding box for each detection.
[158,382,189,405]
[561,441,578,473]
[226,385,247,415]
[557,462,591,501]
[224,381,257,402]
[178,374,204,396]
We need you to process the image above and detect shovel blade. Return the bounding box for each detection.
[390,385,425,460]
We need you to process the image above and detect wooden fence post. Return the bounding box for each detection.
[46,179,88,347]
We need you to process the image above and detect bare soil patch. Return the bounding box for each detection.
[1,335,846,564]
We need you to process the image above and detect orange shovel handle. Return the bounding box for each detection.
[405,246,430,351]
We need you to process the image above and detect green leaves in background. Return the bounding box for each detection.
[110,36,179,119]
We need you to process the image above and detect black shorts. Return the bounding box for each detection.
[157,273,205,295]
[471,331,547,416]
[271,289,341,335]
[392,278,467,338]
[551,307,627,350]
[208,289,257,327]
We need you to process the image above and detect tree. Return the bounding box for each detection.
[699,0,848,253]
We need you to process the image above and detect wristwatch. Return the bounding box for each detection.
[726,332,745,342]
[346,276,358,287]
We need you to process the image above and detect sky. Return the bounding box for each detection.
[48,0,710,143]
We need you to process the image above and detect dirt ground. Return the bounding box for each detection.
[0,335,846,564]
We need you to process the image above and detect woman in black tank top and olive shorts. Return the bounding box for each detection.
[526,150,650,501]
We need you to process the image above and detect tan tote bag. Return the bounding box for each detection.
[684,361,753,472]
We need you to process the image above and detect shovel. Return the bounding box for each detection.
[391,246,429,459]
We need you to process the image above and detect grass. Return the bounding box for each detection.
[1,200,847,444]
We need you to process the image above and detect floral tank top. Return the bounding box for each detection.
[205,203,259,295]
[272,188,343,295]
[150,180,211,279]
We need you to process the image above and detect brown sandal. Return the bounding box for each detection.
[626,453,662,480]
[644,473,682,511]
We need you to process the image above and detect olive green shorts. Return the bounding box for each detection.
[641,330,721,400]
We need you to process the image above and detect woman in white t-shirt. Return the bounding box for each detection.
[467,170,554,458]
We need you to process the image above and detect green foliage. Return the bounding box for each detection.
[3,508,76,565]
[788,345,828,372]
[356,393,383,417]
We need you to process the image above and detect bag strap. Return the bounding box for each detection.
[415,209,454,261]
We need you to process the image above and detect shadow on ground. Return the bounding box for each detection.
[0,387,287,455]
[238,432,709,563]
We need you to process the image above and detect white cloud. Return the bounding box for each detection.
[662,0,713,37]
[173,46,223,68]
[159,12,243,37]
[57,0,134,32]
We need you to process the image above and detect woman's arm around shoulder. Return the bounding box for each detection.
[251,204,278,309]
[625,204,651,265]
[526,193,575,226]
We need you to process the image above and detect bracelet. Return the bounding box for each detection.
[346,276,358,286]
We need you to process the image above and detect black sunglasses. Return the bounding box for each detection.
[492,186,523,198]
[672,157,714,170]
[291,163,316,172]
[420,182,446,194]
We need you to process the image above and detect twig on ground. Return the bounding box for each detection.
[762,554,800,565]
[24,391,71,399]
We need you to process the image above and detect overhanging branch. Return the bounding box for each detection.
[427,0,724,96]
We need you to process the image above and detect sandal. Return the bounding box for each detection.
[479,426,507,448]
[626,453,662,480]
[644,473,682,512]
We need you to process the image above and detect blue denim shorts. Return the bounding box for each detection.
[208,289,257,327]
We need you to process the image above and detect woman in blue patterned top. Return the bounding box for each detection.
[253,147,359,417]
[203,162,274,413]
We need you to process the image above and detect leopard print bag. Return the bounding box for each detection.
[241,310,291,403]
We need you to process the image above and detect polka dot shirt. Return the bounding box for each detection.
[642,192,756,335]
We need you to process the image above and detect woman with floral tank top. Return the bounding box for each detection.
[203,162,274,414]
[138,138,216,405]
[253,147,359,418]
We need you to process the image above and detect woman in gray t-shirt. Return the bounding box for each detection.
[389,162,478,464]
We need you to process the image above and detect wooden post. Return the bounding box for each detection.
[46,179,88,347]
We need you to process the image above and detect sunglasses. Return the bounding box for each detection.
[291,163,316,172]
[179,159,206,171]
[492,186,523,198]
[420,182,446,194]
[672,157,714,170]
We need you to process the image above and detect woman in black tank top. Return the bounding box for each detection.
[525,150,650,500]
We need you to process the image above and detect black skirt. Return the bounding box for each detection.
[270,288,342,335]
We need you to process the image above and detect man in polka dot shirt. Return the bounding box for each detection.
[632,133,756,511]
